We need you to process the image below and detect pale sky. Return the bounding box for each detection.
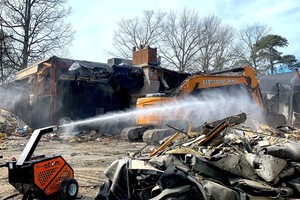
[67,0,300,63]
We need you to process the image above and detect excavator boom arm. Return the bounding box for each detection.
[176,66,263,110]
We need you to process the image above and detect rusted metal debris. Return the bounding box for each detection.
[96,113,300,200]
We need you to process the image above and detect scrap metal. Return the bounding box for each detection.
[95,113,300,200]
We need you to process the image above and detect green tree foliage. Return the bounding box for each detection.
[281,54,297,66]
[254,34,297,74]
[234,23,271,74]
[111,9,298,74]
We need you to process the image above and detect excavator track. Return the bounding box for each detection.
[120,126,149,142]
[142,128,174,144]
[121,126,175,144]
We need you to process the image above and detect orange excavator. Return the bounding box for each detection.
[122,66,264,143]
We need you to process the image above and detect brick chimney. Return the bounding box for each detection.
[132,46,157,66]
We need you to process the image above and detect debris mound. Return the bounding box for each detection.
[0,108,31,139]
[96,113,300,200]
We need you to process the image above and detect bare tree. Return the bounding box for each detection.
[111,9,246,73]
[159,8,204,72]
[0,28,15,83]
[110,10,165,59]
[195,15,236,72]
[0,0,74,70]
[234,23,271,74]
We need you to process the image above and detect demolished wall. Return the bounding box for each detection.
[0,57,145,129]
[258,71,300,127]
[0,47,190,130]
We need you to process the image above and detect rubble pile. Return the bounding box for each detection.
[0,108,19,136]
[43,129,115,143]
[96,113,300,200]
[0,108,31,141]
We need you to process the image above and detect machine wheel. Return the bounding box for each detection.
[59,178,79,200]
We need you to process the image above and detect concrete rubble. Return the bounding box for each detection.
[0,114,117,143]
[41,128,117,143]
[0,108,31,139]
[0,108,32,153]
[95,113,300,200]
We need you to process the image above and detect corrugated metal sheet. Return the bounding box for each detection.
[257,72,300,93]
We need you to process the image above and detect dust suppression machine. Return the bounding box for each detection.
[0,126,78,200]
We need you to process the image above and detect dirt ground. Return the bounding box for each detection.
[0,135,145,200]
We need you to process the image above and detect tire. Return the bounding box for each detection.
[59,178,79,200]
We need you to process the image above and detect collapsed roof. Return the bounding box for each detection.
[67,60,113,80]
[258,71,300,125]
[258,71,300,94]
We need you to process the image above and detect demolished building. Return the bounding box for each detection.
[0,47,188,129]
[258,70,300,127]
[5,57,143,129]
